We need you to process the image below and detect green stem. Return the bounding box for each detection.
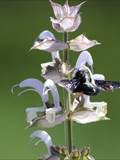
[63,32,73,153]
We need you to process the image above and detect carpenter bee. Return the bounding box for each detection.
[61,67,120,96]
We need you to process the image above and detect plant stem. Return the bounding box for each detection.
[63,32,73,153]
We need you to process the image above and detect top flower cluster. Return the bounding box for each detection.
[50,0,85,32]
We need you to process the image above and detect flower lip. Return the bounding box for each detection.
[43,79,61,112]
[17,78,65,128]
[71,93,109,124]
[16,78,49,103]
[72,101,109,124]
[93,74,105,80]
[75,51,93,71]
[31,130,53,157]
[38,30,56,40]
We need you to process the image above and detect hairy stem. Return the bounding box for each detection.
[63,32,73,153]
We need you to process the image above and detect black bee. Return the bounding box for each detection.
[61,69,120,96]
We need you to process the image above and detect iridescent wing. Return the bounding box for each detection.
[95,80,120,90]
[61,78,81,93]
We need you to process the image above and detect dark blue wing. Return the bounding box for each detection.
[60,78,82,92]
[95,80,120,90]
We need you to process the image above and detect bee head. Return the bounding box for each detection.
[75,70,85,78]
[74,69,91,84]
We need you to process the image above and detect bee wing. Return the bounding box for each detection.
[95,80,120,90]
[60,78,82,93]
[60,79,73,91]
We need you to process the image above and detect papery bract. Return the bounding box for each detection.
[41,56,72,83]
[69,34,100,52]
[41,59,65,83]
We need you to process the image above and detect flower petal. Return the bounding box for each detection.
[19,78,48,103]
[49,0,64,19]
[75,51,93,70]
[69,14,81,32]
[61,17,74,31]
[83,95,90,106]
[51,51,61,61]
[31,30,67,52]
[26,107,46,125]
[93,74,105,80]
[86,66,95,85]
[70,1,86,17]
[63,0,70,16]
[51,15,81,33]
[46,108,56,123]
[30,30,56,51]
[38,30,55,40]
[43,79,61,112]
[37,112,67,128]
[31,39,55,51]
[51,17,64,32]
[31,130,53,156]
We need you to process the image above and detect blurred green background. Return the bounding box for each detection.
[0,0,120,159]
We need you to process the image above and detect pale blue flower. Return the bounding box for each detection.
[16,78,67,128]
[31,30,67,52]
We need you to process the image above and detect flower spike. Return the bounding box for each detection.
[12,1,120,159]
